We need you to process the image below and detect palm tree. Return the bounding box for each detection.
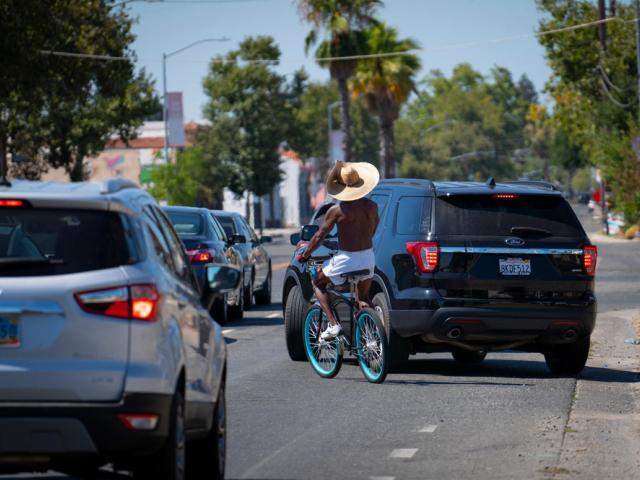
[296,0,381,162]
[352,23,420,178]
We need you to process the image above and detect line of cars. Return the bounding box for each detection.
[284,178,598,376]
[0,179,267,479]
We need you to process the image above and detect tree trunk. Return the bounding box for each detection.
[69,149,85,182]
[0,133,8,185]
[379,117,396,179]
[336,77,352,163]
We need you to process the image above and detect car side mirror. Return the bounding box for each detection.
[230,234,246,244]
[290,232,300,246]
[206,264,241,293]
[301,224,319,241]
[260,235,272,244]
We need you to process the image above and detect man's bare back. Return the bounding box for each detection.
[335,198,378,251]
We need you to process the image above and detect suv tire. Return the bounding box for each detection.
[544,335,590,376]
[451,348,487,364]
[134,391,185,480]
[285,285,308,361]
[243,274,254,310]
[372,293,410,372]
[188,380,226,480]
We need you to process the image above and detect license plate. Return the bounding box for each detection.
[0,317,20,347]
[499,258,531,276]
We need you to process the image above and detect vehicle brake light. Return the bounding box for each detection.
[0,199,25,207]
[583,245,597,276]
[406,242,439,273]
[75,284,159,321]
[187,249,212,263]
[493,194,518,199]
[296,240,309,250]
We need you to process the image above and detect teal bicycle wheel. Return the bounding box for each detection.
[303,305,343,379]
[355,308,389,383]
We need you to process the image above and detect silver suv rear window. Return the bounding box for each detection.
[0,209,133,276]
[436,195,583,237]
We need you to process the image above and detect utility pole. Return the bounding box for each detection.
[598,0,610,235]
[635,0,640,123]
[598,0,608,52]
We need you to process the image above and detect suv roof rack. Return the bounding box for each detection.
[501,180,559,191]
[100,178,139,195]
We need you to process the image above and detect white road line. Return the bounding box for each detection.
[222,329,235,335]
[418,424,438,433]
[266,312,280,318]
[370,477,395,480]
[389,448,418,459]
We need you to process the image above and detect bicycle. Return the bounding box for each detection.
[298,254,389,384]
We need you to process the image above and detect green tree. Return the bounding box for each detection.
[296,0,381,162]
[201,36,292,217]
[0,0,159,181]
[352,23,420,178]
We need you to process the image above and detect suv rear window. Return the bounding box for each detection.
[395,196,432,234]
[435,195,583,237]
[0,209,133,276]
[166,211,204,236]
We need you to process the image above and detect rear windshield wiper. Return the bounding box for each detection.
[510,226,552,236]
[0,257,63,267]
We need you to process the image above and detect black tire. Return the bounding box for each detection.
[451,348,487,364]
[228,284,244,320]
[211,295,228,325]
[243,273,254,310]
[255,266,272,305]
[134,391,185,480]
[544,335,590,376]
[284,284,308,361]
[372,293,410,372]
[187,380,226,480]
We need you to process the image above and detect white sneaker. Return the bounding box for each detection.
[321,323,342,341]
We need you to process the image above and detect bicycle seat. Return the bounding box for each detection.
[340,269,371,280]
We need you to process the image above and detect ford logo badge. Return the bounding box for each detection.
[505,237,525,247]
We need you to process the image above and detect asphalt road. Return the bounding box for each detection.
[3,205,639,480]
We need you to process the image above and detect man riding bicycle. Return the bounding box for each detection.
[300,160,380,341]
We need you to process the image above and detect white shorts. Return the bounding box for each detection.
[322,248,375,286]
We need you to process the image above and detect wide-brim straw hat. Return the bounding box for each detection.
[326,160,380,201]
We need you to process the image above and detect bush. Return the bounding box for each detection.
[624,225,639,240]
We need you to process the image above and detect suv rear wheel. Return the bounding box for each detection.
[134,391,185,480]
[451,348,487,364]
[544,335,590,376]
[285,285,308,361]
[372,293,410,372]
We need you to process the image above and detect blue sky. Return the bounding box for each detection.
[129,0,552,122]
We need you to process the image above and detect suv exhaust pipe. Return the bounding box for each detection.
[446,327,462,340]
[563,328,577,341]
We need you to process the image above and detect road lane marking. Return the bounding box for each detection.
[389,448,418,459]
[418,424,438,433]
[370,477,395,480]
[273,261,289,271]
[266,312,280,318]
[222,329,235,335]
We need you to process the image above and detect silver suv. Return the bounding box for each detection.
[0,179,238,479]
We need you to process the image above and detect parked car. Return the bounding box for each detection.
[283,178,597,376]
[0,179,238,479]
[210,210,272,306]
[164,205,244,321]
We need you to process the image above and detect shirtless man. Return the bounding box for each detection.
[300,161,380,340]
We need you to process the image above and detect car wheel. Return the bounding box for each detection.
[134,391,185,480]
[451,348,487,364]
[188,378,226,480]
[544,335,590,376]
[255,266,272,305]
[284,284,308,361]
[372,293,410,372]
[243,273,254,310]
[228,283,244,320]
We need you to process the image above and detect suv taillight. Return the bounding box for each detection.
[75,284,159,321]
[406,242,439,273]
[583,245,597,276]
[187,249,212,263]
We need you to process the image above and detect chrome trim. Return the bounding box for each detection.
[0,302,64,315]
[439,247,583,255]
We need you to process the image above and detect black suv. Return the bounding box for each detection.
[283,179,597,375]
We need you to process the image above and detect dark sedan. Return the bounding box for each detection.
[164,206,245,321]
[210,210,272,306]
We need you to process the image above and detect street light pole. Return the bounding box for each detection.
[327,101,340,165]
[635,0,640,123]
[162,37,229,163]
